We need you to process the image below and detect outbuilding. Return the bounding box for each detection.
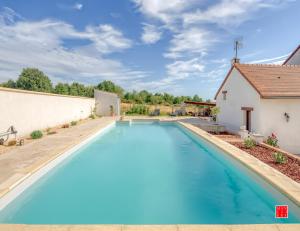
[215,45,300,154]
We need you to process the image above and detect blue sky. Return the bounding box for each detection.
[0,0,299,99]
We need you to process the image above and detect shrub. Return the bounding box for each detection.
[244,137,256,149]
[266,133,278,147]
[126,104,149,115]
[7,139,17,146]
[273,152,287,164]
[90,114,96,119]
[62,123,70,128]
[71,121,77,126]
[30,130,43,139]
[210,106,220,122]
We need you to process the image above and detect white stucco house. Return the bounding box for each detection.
[215,45,300,154]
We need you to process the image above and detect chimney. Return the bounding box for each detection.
[231,57,240,65]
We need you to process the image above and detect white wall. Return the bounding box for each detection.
[0,87,95,137]
[285,48,300,65]
[260,99,300,154]
[94,90,120,116]
[216,68,261,133]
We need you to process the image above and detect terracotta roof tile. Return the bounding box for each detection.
[234,63,300,98]
[215,63,300,99]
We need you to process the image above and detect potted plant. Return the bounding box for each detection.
[210,106,220,123]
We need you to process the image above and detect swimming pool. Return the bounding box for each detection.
[0,122,299,224]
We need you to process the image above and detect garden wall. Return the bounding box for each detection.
[0,87,95,137]
[94,90,120,116]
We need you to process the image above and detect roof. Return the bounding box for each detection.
[184,101,216,106]
[215,63,300,99]
[283,45,300,65]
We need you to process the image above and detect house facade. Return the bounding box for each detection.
[215,45,300,154]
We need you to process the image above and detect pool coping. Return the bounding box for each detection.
[0,224,299,231]
[177,122,300,207]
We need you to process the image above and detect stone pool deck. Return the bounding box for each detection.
[0,224,299,231]
[0,117,115,198]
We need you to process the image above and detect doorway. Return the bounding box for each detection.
[246,110,251,132]
[241,107,253,132]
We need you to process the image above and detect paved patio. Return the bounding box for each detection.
[0,117,115,197]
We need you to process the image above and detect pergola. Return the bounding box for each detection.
[183,101,216,116]
[184,101,216,107]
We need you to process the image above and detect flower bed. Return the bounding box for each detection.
[230,142,300,183]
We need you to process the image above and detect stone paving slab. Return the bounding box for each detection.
[0,117,115,198]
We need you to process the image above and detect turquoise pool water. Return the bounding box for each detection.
[0,122,299,224]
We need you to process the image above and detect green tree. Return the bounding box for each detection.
[84,86,95,98]
[16,68,53,92]
[69,82,86,96]
[54,83,70,95]
[96,80,124,97]
[192,94,202,102]
[1,79,16,88]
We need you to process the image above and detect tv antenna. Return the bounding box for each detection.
[233,37,243,61]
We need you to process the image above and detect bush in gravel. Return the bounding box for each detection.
[266,133,278,147]
[62,123,70,128]
[244,137,256,149]
[30,130,43,139]
[71,121,77,126]
[273,152,287,164]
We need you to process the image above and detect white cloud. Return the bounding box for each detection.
[85,24,132,53]
[0,7,145,86]
[249,54,289,64]
[132,0,193,24]
[183,0,287,27]
[141,24,162,44]
[132,0,292,93]
[74,3,83,11]
[164,28,215,59]
[166,58,205,80]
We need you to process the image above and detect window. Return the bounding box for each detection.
[222,91,227,100]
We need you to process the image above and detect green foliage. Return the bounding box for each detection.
[266,133,278,147]
[126,104,149,115]
[71,121,77,126]
[0,68,210,103]
[244,137,256,149]
[273,152,287,164]
[54,83,70,95]
[211,106,220,116]
[123,91,194,105]
[90,114,96,119]
[1,79,16,88]
[30,130,43,139]
[192,94,202,102]
[17,68,53,92]
[96,80,124,97]
[210,106,220,121]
